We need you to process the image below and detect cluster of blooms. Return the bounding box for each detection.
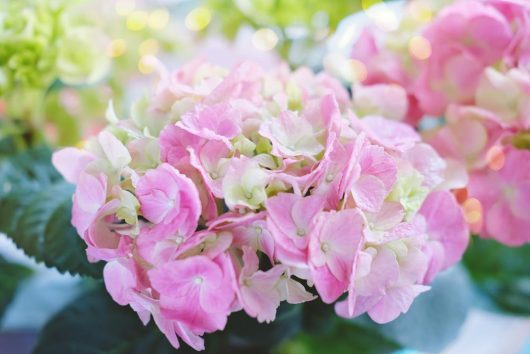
[349,0,530,245]
[0,0,109,96]
[53,59,468,350]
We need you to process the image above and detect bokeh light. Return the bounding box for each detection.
[362,0,399,32]
[148,9,170,30]
[106,38,127,58]
[252,28,279,51]
[463,198,483,225]
[127,11,148,31]
[139,38,160,56]
[115,0,136,17]
[486,145,505,171]
[409,35,432,60]
[185,7,212,32]
[323,54,367,83]
[138,55,155,74]
[408,0,433,22]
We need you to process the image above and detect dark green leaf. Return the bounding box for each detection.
[463,236,530,314]
[301,298,338,335]
[290,266,473,354]
[0,180,102,278]
[33,286,179,354]
[0,256,32,321]
[34,286,303,354]
[225,302,302,351]
[0,145,102,277]
[0,146,60,199]
[0,120,25,155]
[277,320,399,354]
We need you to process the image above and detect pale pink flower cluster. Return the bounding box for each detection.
[351,0,530,245]
[53,59,468,350]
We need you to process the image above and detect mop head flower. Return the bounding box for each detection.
[349,0,530,245]
[53,58,468,350]
[0,0,110,95]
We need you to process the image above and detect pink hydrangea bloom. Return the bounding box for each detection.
[348,0,530,247]
[149,255,236,333]
[53,58,470,350]
[266,193,325,266]
[309,209,364,303]
[469,147,530,245]
[136,163,201,240]
[416,0,513,115]
[418,191,469,283]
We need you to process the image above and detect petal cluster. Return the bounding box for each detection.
[53,59,468,350]
[349,0,530,245]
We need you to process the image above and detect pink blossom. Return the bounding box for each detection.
[52,147,94,184]
[222,156,269,211]
[237,247,286,322]
[229,215,275,261]
[178,102,241,144]
[136,163,201,240]
[71,171,127,261]
[418,191,469,283]
[353,84,409,121]
[309,209,364,303]
[259,110,325,159]
[266,193,325,266]
[469,147,530,245]
[354,115,421,152]
[426,105,505,170]
[53,57,480,350]
[159,124,203,169]
[416,0,513,115]
[149,254,236,333]
[189,139,231,197]
[312,139,361,209]
[351,29,409,87]
[349,144,397,213]
[336,242,429,323]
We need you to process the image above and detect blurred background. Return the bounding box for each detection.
[0,0,529,353]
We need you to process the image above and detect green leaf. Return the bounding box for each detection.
[463,236,530,314]
[0,146,60,199]
[33,286,179,354]
[279,298,401,354]
[224,302,302,352]
[34,285,303,354]
[0,180,102,278]
[277,320,400,354]
[0,120,25,154]
[283,266,473,354]
[33,269,471,354]
[0,256,32,321]
[0,145,102,277]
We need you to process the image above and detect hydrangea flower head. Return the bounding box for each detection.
[54,58,468,350]
[348,0,530,246]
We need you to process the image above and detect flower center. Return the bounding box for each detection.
[174,235,184,244]
[210,171,219,179]
[194,276,204,285]
[321,242,330,253]
[296,228,306,237]
[325,173,334,183]
[254,226,263,235]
